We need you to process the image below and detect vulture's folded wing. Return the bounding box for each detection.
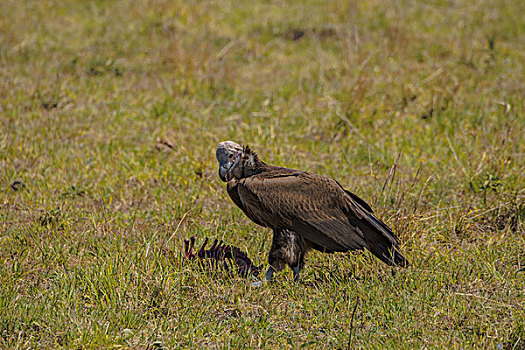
[236,171,407,266]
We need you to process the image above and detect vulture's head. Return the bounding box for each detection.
[216,141,263,182]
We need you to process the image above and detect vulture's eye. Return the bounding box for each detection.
[229,154,234,159]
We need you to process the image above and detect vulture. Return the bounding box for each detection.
[215,141,408,282]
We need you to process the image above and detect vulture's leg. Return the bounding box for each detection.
[268,229,308,281]
[290,245,306,282]
[292,267,301,282]
[264,267,274,281]
[266,229,288,281]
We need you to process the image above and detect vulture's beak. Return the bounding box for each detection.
[218,153,241,182]
[218,164,229,182]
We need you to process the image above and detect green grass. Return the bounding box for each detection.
[1,0,524,348]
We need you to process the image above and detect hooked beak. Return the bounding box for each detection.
[218,165,229,182]
[218,153,241,182]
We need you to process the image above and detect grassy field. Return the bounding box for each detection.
[1,0,524,348]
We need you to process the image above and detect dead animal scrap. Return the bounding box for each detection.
[184,236,261,278]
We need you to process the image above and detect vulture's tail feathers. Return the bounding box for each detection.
[369,244,409,267]
[393,250,409,267]
[350,202,409,267]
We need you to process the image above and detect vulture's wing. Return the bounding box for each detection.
[236,171,407,266]
[227,180,266,227]
[343,188,374,213]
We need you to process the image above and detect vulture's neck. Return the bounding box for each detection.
[238,149,268,179]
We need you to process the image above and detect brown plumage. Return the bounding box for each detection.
[216,141,408,282]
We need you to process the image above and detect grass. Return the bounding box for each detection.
[1,0,524,348]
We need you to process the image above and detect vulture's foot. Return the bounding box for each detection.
[265,266,274,281]
[250,267,275,287]
[251,266,302,286]
[292,266,301,282]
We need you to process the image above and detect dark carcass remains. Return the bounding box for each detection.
[183,236,261,278]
